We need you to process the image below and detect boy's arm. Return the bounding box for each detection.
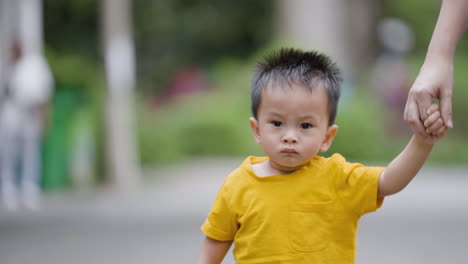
[379,104,446,197]
[377,136,433,197]
[196,236,232,264]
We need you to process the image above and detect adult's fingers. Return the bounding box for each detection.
[415,91,432,122]
[404,99,427,137]
[440,88,453,128]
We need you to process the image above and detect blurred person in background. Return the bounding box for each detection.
[373,18,413,137]
[405,0,468,138]
[0,40,53,210]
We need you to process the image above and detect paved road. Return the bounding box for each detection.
[0,158,466,264]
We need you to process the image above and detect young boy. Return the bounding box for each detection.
[196,48,446,264]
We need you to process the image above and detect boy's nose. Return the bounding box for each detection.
[283,137,297,144]
[282,131,298,144]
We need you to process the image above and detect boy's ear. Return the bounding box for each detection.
[249,117,261,144]
[319,125,338,152]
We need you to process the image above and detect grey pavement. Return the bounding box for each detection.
[0,157,467,264]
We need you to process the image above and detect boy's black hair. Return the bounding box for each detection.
[251,48,342,126]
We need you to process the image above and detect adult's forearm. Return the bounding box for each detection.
[426,0,468,62]
[379,136,433,197]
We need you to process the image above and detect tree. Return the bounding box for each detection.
[102,0,140,191]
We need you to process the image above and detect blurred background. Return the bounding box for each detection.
[0,0,467,263]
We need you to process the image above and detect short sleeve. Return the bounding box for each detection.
[333,154,384,216]
[201,183,238,241]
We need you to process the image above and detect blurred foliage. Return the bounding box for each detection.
[44,0,273,93]
[137,57,260,165]
[133,0,274,93]
[44,0,99,58]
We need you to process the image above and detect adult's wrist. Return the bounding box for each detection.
[423,51,455,68]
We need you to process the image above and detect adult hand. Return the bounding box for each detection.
[404,59,454,139]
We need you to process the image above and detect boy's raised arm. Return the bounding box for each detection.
[377,136,433,197]
[379,105,446,197]
[196,236,232,264]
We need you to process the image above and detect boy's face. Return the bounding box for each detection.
[250,84,338,172]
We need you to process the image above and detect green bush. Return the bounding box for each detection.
[329,92,393,162]
[136,89,262,165]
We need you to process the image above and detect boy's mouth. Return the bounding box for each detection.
[281,148,298,154]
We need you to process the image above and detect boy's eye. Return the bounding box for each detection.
[272,121,283,127]
[300,123,313,129]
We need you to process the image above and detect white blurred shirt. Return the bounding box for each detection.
[1,54,53,131]
[9,54,53,107]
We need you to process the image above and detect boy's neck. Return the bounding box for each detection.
[252,159,306,177]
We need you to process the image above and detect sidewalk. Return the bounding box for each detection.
[0,158,466,264]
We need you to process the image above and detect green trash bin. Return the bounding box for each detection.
[41,87,81,191]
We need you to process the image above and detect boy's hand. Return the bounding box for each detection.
[419,104,447,144]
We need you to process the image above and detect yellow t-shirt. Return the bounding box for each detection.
[201,153,384,264]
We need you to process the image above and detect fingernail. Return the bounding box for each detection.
[447,120,453,128]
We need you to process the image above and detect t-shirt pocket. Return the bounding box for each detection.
[288,201,333,252]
